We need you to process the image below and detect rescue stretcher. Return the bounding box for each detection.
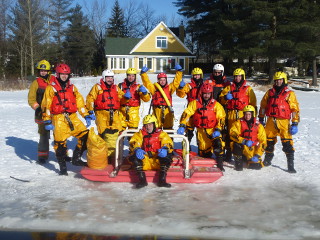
[80,129,223,184]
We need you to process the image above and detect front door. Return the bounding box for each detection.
[156,58,167,72]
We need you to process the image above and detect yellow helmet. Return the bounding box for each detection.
[243,105,256,117]
[36,60,51,70]
[126,68,137,75]
[233,68,245,80]
[143,114,158,128]
[273,71,288,84]
[191,67,203,78]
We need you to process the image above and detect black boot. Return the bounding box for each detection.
[216,154,225,172]
[263,153,274,167]
[158,169,171,188]
[58,159,68,176]
[72,147,88,166]
[224,149,232,163]
[286,153,296,173]
[136,171,148,189]
[234,155,243,171]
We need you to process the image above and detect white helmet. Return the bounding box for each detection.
[102,69,114,78]
[213,64,224,75]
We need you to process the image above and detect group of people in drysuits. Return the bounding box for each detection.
[28,60,300,188]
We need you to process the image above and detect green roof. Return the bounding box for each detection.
[132,52,194,56]
[105,37,141,55]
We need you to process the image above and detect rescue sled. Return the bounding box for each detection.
[80,129,223,184]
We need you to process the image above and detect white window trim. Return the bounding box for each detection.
[156,36,168,49]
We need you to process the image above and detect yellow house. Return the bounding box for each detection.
[105,21,195,74]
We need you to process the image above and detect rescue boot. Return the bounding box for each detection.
[37,157,46,165]
[158,168,171,188]
[224,149,232,163]
[286,153,296,173]
[263,153,274,167]
[59,162,68,176]
[72,147,88,166]
[216,154,225,172]
[136,171,148,189]
[234,155,243,171]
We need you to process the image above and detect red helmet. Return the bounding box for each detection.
[56,63,71,74]
[201,83,213,93]
[157,72,167,79]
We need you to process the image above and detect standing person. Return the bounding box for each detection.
[219,68,257,162]
[258,71,300,173]
[28,60,56,164]
[208,63,230,100]
[86,69,125,159]
[140,64,183,129]
[176,67,204,145]
[177,83,226,171]
[229,105,267,171]
[41,63,93,175]
[118,68,150,131]
[129,114,174,188]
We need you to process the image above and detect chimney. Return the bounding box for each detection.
[179,21,185,43]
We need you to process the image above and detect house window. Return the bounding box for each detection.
[179,58,185,70]
[147,58,152,69]
[139,58,144,69]
[111,58,116,69]
[156,36,167,48]
[119,58,126,69]
[170,58,176,69]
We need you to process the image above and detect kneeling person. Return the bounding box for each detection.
[129,115,174,188]
[229,105,266,170]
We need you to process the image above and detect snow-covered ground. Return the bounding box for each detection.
[0,74,320,240]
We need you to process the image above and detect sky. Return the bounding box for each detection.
[74,0,182,26]
[0,73,320,239]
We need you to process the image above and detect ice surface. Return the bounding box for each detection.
[0,74,319,239]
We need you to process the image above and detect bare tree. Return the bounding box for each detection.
[137,3,158,37]
[10,0,45,78]
[123,0,141,38]
[0,0,13,79]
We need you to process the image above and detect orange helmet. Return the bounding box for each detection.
[56,64,71,74]
[200,83,213,93]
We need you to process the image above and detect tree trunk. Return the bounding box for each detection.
[268,58,277,84]
[27,0,34,76]
[312,57,318,86]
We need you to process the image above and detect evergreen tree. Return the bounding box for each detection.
[63,4,95,75]
[107,0,127,37]
[49,0,72,61]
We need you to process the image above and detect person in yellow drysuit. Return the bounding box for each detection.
[41,63,93,175]
[118,68,150,131]
[28,60,56,164]
[219,68,257,162]
[229,105,267,171]
[129,114,174,188]
[258,71,300,173]
[86,69,125,160]
[176,67,204,146]
[140,64,183,129]
[177,83,226,171]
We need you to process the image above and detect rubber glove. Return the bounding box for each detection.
[242,139,253,147]
[135,148,146,160]
[140,65,149,74]
[158,147,168,158]
[138,85,147,95]
[44,120,54,131]
[225,91,233,100]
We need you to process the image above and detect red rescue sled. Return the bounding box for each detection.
[80,130,223,184]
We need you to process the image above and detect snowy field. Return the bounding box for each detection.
[0,74,320,239]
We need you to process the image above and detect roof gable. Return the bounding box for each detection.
[130,21,192,54]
